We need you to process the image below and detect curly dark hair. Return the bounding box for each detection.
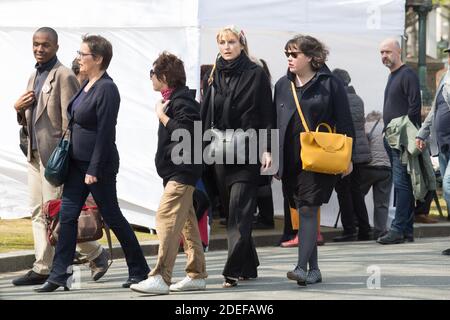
[152,51,186,88]
[285,35,329,71]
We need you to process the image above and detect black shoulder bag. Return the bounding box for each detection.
[44,119,73,187]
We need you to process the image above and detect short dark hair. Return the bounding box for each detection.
[153,51,186,88]
[34,27,58,44]
[71,58,80,75]
[82,34,113,70]
[285,35,329,71]
[332,68,351,86]
[259,59,272,83]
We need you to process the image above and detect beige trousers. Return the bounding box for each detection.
[150,181,207,285]
[28,150,102,275]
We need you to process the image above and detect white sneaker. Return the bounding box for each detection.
[130,275,169,295]
[169,276,206,292]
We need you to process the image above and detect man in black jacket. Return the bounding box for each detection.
[130,52,207,295]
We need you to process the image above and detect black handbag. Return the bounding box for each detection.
[206,85,256,164]
[45,122,72,187]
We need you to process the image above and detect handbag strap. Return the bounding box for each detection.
[290,81,310,132]
[210,85,215,128]
[367,118,381,140]
[103,222,114,267]
[60,117,74,141]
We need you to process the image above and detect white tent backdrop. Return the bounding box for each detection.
[0,0,405,229]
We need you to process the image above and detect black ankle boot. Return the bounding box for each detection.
[34,281,69,293]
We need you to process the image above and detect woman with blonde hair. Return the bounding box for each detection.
[201,26,274,288]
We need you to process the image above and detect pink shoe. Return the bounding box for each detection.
[280,235,298,248]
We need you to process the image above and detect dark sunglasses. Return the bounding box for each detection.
[149,69,155,77]
[284,51,302,58]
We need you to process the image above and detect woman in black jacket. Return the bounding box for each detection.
[130,52,207,295]
[35,35,150,292]
[275,35,354,286]
[201,26,274,287]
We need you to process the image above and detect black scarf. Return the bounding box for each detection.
[214,53,251,95]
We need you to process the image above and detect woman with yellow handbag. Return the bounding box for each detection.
[274,35,355,286]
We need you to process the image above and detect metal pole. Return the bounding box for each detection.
[413,1,433,105]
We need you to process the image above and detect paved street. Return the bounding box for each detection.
[1,237,450,300]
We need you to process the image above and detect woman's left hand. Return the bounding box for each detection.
[155,99,170,118]
[85,174,98,185]
[261,152,272,171]
[155,99,170,125]
[342,161,353,177]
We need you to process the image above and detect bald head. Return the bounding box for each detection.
[380,38,400,52]
[380,38,402,72]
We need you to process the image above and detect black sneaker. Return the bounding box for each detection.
[12,270,48,286]
[376,230,405,245]
[333,233,357,242]
[442,248,450,255]
[122,275,148,288]
[357,231,373,241]
[404,234,414,243]
[373,230,388,240]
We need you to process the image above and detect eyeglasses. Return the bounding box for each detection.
[284,51,302,58]
[77,50,95,58]
[149,69,155,78]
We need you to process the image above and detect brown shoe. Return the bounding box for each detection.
[89,248,110,281]
[414,214,438,224]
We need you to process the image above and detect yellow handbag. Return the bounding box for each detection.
[290,82,353,175]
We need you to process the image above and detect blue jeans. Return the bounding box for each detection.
[438,150,450,209]
[48,159,150,286]
[385,140,415,236]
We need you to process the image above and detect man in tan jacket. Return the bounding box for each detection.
[12,27,109,286]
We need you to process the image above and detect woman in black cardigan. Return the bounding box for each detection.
[201,26,274,287]
[35,35,149,292]
[275,35,355,286]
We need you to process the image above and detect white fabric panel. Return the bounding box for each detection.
[199,0,405,34]
[0,0,198,28]
[0,28,201,229]
[0,0,405,228]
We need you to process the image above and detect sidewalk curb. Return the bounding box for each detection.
[1,223,449,274]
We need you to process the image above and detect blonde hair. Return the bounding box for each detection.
[216,25,248,55]
[208,25,249,85]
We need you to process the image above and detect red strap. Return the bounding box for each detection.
[45,199,97,217]
[81,206,98,210]
[47,200,62,218]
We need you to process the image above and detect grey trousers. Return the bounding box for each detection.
[359,165,392,233]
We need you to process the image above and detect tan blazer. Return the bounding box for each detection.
[17,60,79,165]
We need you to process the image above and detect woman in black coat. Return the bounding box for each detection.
[275,35,354,286]
[35,35,150,292]
[201,26,274,287]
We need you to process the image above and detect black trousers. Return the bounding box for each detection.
[335,164,371,235]
[48,159,150,286]
[255,176,274,225]
[222,182,259,279]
